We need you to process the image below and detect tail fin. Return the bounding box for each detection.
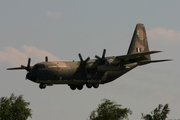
[127,23,151,60]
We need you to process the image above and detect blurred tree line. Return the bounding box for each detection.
[0,94,170,120]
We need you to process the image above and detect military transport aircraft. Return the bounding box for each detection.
[7,23,171,90]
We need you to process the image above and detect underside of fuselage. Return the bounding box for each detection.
[28,63,138,90]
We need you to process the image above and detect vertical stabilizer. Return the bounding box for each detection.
[127,23,151,60]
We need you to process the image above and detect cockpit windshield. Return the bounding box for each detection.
[32,64,45,71]
[37,64,45,69]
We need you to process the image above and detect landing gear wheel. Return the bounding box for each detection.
[70,85,76,90]
[39,83,46,89]
[77,85,83,90]
[93,84,99,88]
[86,83,92,88]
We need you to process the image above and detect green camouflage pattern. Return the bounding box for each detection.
[127,23,150,60]
[7,23,171,90]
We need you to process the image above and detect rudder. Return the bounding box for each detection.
[127,23,151,60]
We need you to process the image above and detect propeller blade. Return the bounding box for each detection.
[95,49,108,64]
[45,56,48,62]
[27,58,31,68]
[78,53,90,66]
[84,57,90,63]
[95,55,101,60]
[78,53,83,62]
[95,49,106,60]
[21,65,26,69]
[102,49,106,59]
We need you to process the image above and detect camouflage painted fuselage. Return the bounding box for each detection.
[7,23,171,90]
[29,60,138,85]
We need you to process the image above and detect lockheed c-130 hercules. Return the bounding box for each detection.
[7,23,171,90]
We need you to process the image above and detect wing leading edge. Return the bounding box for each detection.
[105,50,171,65]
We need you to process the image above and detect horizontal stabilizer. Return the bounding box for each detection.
[139,59,172,65]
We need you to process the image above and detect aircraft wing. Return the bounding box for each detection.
[7,67,25,70]
[7,66,33,71]
[106,50,164,65]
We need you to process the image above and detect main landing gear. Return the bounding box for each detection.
[39,83,46,89]
[69,83,99,90]
[69,85,84,90]
[86,83,99,89]
[38,83,99,90]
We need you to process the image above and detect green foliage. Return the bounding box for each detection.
[142,104,170,120]
[0,93,32,120]
[88,99,132,120]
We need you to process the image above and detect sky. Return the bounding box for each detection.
[0,1,179,120]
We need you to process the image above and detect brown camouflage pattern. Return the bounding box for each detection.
[127,23,150,60]
[7,23,171,90]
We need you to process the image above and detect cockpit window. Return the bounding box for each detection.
[38,64,45,68]
[33,64,45,70]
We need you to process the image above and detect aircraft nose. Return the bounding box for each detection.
[26,72,37,81]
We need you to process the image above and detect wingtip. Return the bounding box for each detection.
[7,68,15,70]
[165,59,173,61]
[7,68,13,70]
[154,50,163,53]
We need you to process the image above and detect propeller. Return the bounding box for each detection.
[21,58,31,72]
[7,58,31,72]
[78,53,90,66]
[95,49,108,64]
[7,58,37,81]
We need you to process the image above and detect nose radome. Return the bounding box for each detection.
[26,72,37,81]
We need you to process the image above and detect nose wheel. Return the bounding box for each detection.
[39,83,46,89]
